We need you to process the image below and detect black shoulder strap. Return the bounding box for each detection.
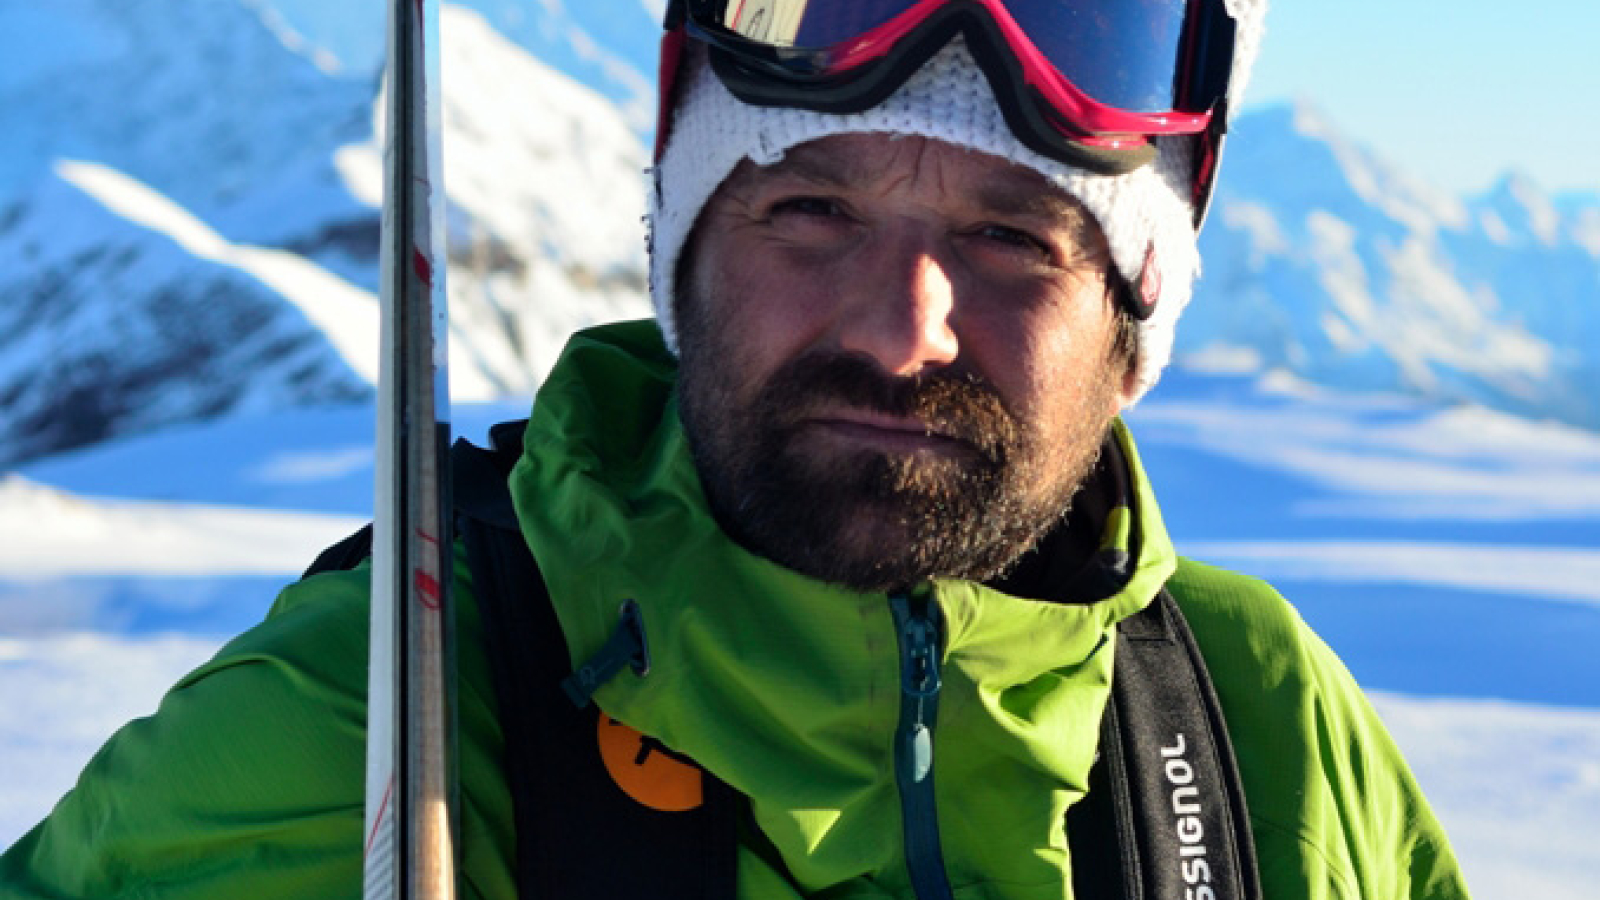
[297,421,739,899]
[297,420,530,580]
[455,421,740,900]
[1069,590,1263,900]
[301,524,373,580]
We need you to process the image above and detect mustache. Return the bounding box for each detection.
[755,352,1019,459]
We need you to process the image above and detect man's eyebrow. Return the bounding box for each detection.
[737,148,859,189]
[974,179,1089,223]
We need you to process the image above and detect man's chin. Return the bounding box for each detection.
[733,483,1015,593]
[816,505,923,567]
[778,439,983,499]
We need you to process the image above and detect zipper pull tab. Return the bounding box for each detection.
[890,592,956,900]
[892,594,943,782]
[906,723,934,784]
[562,599,650,708]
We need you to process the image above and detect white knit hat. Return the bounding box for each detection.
[648,0,1265,403]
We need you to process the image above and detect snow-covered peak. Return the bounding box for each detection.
[55,159,383,387]
[1189,103,1599,430]
[437,5,648,276]
[1475,173,1563,247]
[339,4,655,395]
[1567,202,1600,258]
[0,0,659,464]
[3,0,1597,466]
[0,162,374,466]
[0,0,371,244]
[1240,102,1470,235]
[336,6,650,276]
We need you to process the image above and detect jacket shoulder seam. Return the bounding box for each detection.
[1249,814,1359,900]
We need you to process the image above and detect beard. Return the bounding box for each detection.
[676,305,1122,594]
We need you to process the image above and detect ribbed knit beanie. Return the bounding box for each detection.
[648,0,1265,404]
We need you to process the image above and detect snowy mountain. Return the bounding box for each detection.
[0,0,649,466]
[0,0,378,464]
[1187,104,1600,428]
[0,0,373,244]
[2,0,1597,468]
[0,160,372,463]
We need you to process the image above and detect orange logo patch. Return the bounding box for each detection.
[596,715,704,812]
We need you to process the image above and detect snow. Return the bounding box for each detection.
[0,475,365,578]
[55,159,385,390]
[9,0,1600,468]
[261,0,660,129]
[1182,541,1600,604]
[1281,102,1470,234]
[0,0,660,465]
[252,446,373,483]
[0,634,222,845]
[14,401,528,516]
[1192,102,1600,432]
[1569,203,1600,257]
[309,4,656,398]
[54,156,529,404]
[1503,175,1563,246]
[1130,374,1600,895]
[1370,693,1600,900]
[1133,389,1600,521]
[434,6,648,277]
[1218,200,1289,262]
[1177,345,1266,376]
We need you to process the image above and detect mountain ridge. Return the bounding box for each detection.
[0,0,1595,466]
[1188,99,1600,429]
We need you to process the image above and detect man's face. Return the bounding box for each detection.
[675,133,1136,592]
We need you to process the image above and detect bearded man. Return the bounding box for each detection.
[1,1,1471,898]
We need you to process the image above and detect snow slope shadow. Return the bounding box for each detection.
[1273,579,1600,707]
[1128,367,1600,710]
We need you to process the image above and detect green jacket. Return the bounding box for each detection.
[1,321,1468,899]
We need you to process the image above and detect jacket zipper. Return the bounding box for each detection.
[890,593,956,900]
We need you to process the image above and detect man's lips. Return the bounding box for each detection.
[799,409,968,453]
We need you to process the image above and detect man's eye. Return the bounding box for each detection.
[975,224,1047,254]
[769,197,843,219]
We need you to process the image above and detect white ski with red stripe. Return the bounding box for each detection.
[365,0,454,897]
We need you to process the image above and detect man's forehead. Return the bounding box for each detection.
[732,133,1095,224]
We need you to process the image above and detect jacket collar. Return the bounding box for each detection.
[511,318,1178,669]
[508,320,1179,892]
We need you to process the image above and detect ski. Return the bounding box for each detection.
[364,0,456,898]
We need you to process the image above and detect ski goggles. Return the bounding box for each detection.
[662,0,1237,175]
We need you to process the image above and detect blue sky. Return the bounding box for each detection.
[1247,0,1599,197]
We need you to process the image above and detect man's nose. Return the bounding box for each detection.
[835,234,961,377]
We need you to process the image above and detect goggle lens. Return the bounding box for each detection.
[696,0,1204,115]
[1009,1,1190,114]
